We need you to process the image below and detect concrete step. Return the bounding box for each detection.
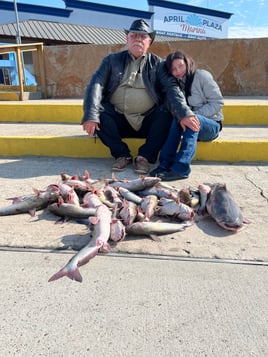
[0,122,267,161]
[0,97,267,161]
[0,97,268,125]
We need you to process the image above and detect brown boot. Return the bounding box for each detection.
[134,156,150,174]
[112,157,132,171]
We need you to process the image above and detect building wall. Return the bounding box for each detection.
[67,9,144,29]
[35,37,268,98]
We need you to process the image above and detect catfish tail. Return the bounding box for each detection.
[48,266,82,283]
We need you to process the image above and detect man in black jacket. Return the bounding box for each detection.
[81,19,177,174]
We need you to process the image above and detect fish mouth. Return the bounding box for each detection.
[220,222,243,231]
[180,211,195,220]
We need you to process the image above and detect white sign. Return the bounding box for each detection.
[153,6,229,39]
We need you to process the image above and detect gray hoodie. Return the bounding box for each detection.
[187,69,224,122]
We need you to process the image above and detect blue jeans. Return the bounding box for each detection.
[158,115,221,176]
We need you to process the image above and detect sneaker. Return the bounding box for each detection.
[149,166,169,177]
[112,157,132,171]
[158,170,188,181]
[134,156,150,174]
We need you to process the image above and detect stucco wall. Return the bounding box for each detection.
[38,37,268,98]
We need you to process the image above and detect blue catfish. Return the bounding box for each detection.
[0,186,59,217]
[48,194,112,282]
[126,221,192,241]
[198,183,250,231]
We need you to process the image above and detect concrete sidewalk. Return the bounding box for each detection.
[0,156,267,262]
[1,122,268,140]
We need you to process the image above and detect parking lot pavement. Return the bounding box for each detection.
[0,249,267,357]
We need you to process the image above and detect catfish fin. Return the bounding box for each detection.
[150,234,161,242]
[89,216,100,225]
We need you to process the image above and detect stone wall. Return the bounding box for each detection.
[36,37,268,98]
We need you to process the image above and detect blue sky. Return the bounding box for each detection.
[8,0,268,38]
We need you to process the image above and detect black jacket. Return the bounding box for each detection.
[81,50,193,124]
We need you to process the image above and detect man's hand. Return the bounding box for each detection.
[82,121,100,136]
[180,115,200,132]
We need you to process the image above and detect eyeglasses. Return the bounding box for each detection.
[128,33,150,41]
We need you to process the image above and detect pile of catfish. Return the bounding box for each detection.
[0,170,249,283]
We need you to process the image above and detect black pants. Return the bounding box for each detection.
[97,103,173,164]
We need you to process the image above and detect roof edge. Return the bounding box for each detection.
[0,2,72,18]
[64,0,153,18]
